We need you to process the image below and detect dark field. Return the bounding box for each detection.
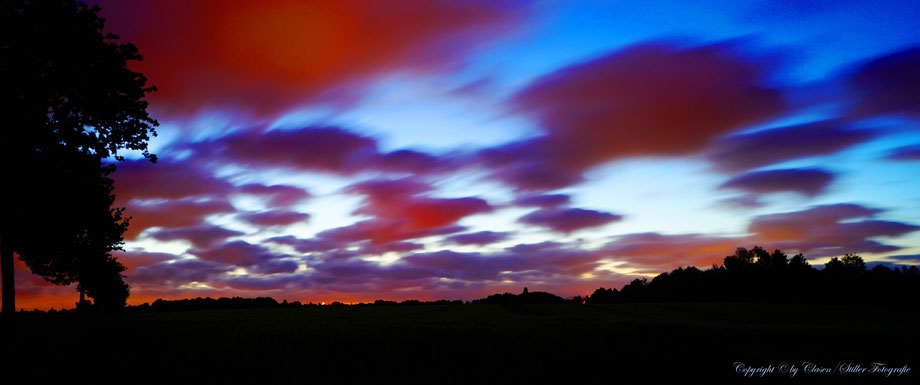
[9,302,919,383]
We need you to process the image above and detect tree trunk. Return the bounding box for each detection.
[1,230,14,316]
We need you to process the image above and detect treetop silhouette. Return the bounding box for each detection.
[589,246,919,304]
[2,0,157,314]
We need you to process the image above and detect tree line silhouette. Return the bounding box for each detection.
[20,246,918,314]
[589,246,920,304]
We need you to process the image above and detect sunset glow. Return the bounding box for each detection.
[15,0,920,310]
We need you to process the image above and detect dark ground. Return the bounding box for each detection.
[7,302,919,383]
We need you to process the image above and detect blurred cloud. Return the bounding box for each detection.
[719,168,835,196]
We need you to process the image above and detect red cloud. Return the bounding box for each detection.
[603,232,744,272]
[94,0,524,115]
[485,42,785,190]
[346,178,492,231]
[719,168,835,197]
[317,219,466,246]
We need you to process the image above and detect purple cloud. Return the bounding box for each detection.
[149,225,245,249]
[849,46,920,118]
[518,208,622,233]
[238,210,311,227]
[748,204,920,257]
[237,184,312,206]
[887,144,920,161]
[719,168,835,196]
[513,194,571,208]
[444,231,512,246]
[707,120,877,172]
[191,240,291,268]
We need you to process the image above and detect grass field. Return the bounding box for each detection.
[8,302,919,383]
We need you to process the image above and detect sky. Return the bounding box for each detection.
[16,0,920,310]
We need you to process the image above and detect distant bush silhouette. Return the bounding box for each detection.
[145,297,280,312]
[113,296,465,313]
[587,246,920,304]
[472,287,565,305]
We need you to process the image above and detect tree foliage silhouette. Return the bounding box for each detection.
[1,0,157,314]
[587,247,920,304]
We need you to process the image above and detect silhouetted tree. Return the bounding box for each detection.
[12,148,132,312]
[1,0,157,314]
[789,253,809,270]
[586,248,919,304]
[723,247,754,272]
[825,254,866,274]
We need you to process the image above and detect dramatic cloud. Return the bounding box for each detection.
[603,232,744,272]
[518,208,622,233]
[444,231,512,246]
[513,194,571,208]
[475,151,582,190]
[346,178,493,231]
[400,242,607,282]
[19,4,920,312]
[187,126,455,175]
[112,251,179,272]
[267,236,339,254]
[148,225,245,249]
[191,240,293,269]
[346,177,433,200]
[123,199,236,239]
[747,204,920,257]
[483,42,785,190]
[849,46,920,118]
[707,120,877,172]
[95,0,524,115]
[238,210,311,227]
[719,168,835,196]
[237,184,312,206]
[130,259,233,287]
[359,242,426,255]
[603,204,920,272]
[317,220,466,246]
[191,126,377,172]
[112,159,232,202]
